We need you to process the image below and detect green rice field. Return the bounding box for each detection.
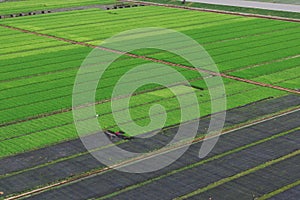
[0,5,299,157]
[0,1,300,199]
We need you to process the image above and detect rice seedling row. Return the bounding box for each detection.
[0,0,115,15]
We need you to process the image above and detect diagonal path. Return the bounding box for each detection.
[0,24,299,95]
[4,108,300,200]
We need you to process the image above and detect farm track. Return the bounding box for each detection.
[0,24,299,96]
[104,149,300,200]
[2,93,297,173]
[0,5,300,199]
[122,0,300,22]
[4,107,299,200]
[2,96,299,199]
[0,74,293,141]
[1,25,297,83]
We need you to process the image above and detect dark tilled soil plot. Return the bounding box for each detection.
[191,153,300,200]
[1,94,299,176]
[269,184,300,200]
[0,95,299,198]
[104,131,299,200]
[21,118,299,199]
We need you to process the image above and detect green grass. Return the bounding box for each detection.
[0,6,298,158]
[0,0,116,15]
[0,77,286,158]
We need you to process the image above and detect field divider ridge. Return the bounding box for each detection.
[4,108,300,200]
[93,126,300,199]
[0,24,299,95]
[175,149,300,200]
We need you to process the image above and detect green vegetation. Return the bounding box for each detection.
[0,0,116,15]
[0,6,298,158]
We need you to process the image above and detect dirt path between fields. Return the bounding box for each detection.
[4,107,300,200]
[1,23,299,95]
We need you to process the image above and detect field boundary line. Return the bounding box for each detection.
[122,0,300,23]
[225,54,300,73]
[0,24,299,95]
[96,127,300,199]
[0,97,274,179]
[175,149,300,200]
[4,108,300,200]
[257,179,300,200]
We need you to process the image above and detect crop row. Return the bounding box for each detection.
[0,61,193,110]
[1,6,236,31]
[4,8,294,47]
[1,23,297,82]
[0,41,77,61]
[0,0,115,15]
[0,68,201,124]
[136,22,298,58]
[0,21,287,75]
[2,45,295,124]
[0,77,286,158]
[96,128,299,200]
[1,111,298,198]
[253,67,300,87]
[276,77,300,89]
[0,46,90,73]
[229,56,300,78]
[0,56,147,97]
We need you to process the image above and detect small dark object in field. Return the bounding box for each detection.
[41,10,47,14]
[0,16,4,19]
[28,12,35,15]
[10,14,16,17]
[104,130,117,139]
[132,5,138,7]
[106,7,110,10]
[125,5,130,8]
[118,6,124,8]
[105,130,134,140]
[19,13,25,16]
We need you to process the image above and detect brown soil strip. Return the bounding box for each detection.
[1,24,299,94]
[4,107,300,200]
[0,19,299,127]
[122,0,300,23]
